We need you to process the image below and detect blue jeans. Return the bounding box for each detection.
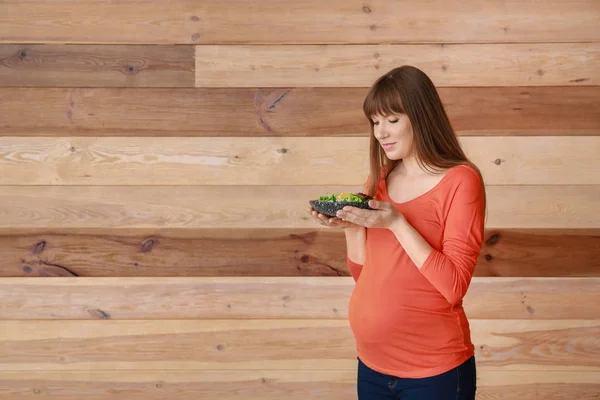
[357,356,476,400]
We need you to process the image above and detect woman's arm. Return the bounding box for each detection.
[389,171,485,305]
[307,208,367,282]
[336,169,484,302]
[345,227,366,281]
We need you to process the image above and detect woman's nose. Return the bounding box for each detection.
[375,128,389,139]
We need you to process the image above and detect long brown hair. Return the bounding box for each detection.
[362,65,485,206]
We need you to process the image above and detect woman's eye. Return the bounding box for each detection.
[389,120,399,124]
[372,121,379,125]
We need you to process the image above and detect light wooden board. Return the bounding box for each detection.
[0,45,194,87]
[0,136,597,185]
[1,87,598,137]
[0,185,597,229]
[0,320,597,371]
[2,0,599,44]
[0,370,597,400]
[1,228,597,278]
[195,44,600,87]
[0,277,597,320]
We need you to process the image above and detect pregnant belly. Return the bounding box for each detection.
[348,280,457,347]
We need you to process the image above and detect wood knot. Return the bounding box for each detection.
[260,377,267,383]
[215,344,225,351]
[88,309,111,319]
[526,305,535,314]
[156,383,163,388]
[300,255,309,263]
[484,254,493,261]
[141,238,155,253]
[190,15,200,21]
[362,6,371,13]
[32,241,46,254]
[20,51,27,58]
[277,148,288,154]
[23,266,33,273]
[494,158,502,165]
[282,295,291,302]
[486,233,500,246]
[369,24,377,30]
[191,33,201,41]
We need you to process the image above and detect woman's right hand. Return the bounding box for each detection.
[306,208,362,229]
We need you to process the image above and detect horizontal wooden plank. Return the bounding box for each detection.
[0,136,598,185]
[475,371,600,400]
[195,44,600,87]
[0,320,597,371]
[0,45,194,87]
[0,370,598,400]
[0,277,597,320]
[478,229,600,277]
[0,185,597,229]
[1,87,598,137]
[1,0,598,44]
[2,228,597,278]
[0,228,350,277]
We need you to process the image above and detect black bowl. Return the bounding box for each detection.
[309,200,374,217]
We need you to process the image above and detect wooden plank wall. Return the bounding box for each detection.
[0,1,599,398]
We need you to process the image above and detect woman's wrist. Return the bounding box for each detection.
[388,214,407,233]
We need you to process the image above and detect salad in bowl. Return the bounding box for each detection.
[309,192,374,217]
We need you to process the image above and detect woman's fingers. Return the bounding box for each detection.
[307,208,354,228]
[307,208,333,226]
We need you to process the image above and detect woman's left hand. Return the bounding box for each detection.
[336,199,404,230]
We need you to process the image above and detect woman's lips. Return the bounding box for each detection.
[382,143,396,150]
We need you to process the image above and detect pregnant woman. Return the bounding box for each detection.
[308,65,486,400]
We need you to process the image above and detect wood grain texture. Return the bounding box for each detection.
[2,228,597,278]
[478,229,600,277]
[473,320,600,371]
[0,277,597,320]
[0,185,598,229]
[195,44,600,87]
[0,228,349,277]
[0,370,598,400]
[0,320,597,371]
[476,371,600,400]
[0,45,194,87]
[1,0,598,44]
[1,87,598,137]
[0,136,598,185]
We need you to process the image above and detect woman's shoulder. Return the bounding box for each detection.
[443,163,485,203]
[446,163,482,185]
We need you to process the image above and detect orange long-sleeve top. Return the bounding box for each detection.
[347,164,485,379]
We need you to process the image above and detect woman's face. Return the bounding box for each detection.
[371,113,414,160]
